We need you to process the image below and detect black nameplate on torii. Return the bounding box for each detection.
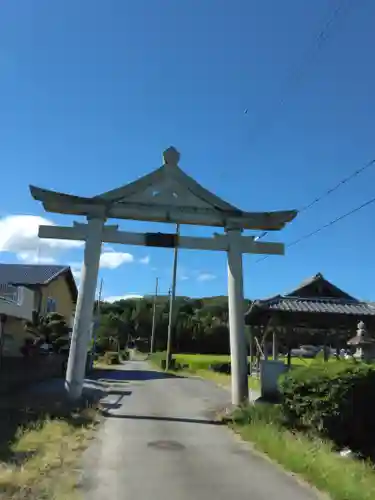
[145,232,178,248]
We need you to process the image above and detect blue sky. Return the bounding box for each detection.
[1,0,375,301]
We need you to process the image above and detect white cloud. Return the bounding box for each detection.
[197,272,217,282]
[179,275,189,281]
[0,214,82,263]
[100,251,134,269]
[17,251,57,265]
[68,249,134,279]
[104,294,143,303]
[139,255,150,265]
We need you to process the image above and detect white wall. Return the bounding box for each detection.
[0,286,34,321]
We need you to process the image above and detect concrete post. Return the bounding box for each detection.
[65,217,104,400]
[166,224,180,370]
[247,325,253,376]
[150,277,159,354]
[272,331,278,360]
[227,228,248,406]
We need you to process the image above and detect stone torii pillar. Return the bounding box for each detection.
[227,228,248,404]
[65,217,104,399]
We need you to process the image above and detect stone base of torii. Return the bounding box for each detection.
[30,147,297,406]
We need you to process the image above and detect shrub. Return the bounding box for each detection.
[209,362,231,374]
[209,361,252,375]
[280,361,375,455]
[103,351,120,365]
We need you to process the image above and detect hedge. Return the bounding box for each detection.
[280,361,375,456]
[209,361,253,375]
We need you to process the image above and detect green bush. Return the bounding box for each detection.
[209,362,231,374]
[280,361,375,455]
[209,361,253,375]
[103,351,120,365]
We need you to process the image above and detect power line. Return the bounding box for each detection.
[246,0,351,143]
[256,193,375,264]
[298,159,375,214]
[255,156,375,242]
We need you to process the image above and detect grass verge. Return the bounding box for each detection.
[0,394,99,500]
[173,353,344,368]
[149,352,261,392]
[226,404,375,500]
[186,368,261,392]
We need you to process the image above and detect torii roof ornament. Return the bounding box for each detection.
[163,146,180,166]
[29,146,298,230]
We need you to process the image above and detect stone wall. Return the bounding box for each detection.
[0,354,66,395]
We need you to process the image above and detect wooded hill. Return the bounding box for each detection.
[96,295,251,354]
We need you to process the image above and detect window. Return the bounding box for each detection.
[46,297,57,313]
[0,284,20,304]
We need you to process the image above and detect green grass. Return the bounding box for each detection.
[227,404,375,500]
[174,354,231,363]
[172,353,349,393]
[150,353,346,394]
[0,395,99,500]
[173,354,345,368]
[0,416,97,500]
[172,353,261,391]
[189,369,261,392]
[173,353,334,367]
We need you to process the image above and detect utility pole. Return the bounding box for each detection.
[166,223,180,370]
[150,277,159,353]
[92,278,103,361]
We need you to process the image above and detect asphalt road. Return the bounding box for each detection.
[82,360,319,500]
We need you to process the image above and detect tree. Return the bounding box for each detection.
[24,311,71,354]
[97,293,246,355]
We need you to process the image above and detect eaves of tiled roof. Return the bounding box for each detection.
[252,296,375,316]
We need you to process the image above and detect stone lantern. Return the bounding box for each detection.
[347,321,375,362]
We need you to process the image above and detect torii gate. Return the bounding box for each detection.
[30,147,297,405]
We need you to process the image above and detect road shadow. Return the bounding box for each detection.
[99,411,225,426]
[100,391,132,411]
[29,377,114,403]
[90,367,182,383]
